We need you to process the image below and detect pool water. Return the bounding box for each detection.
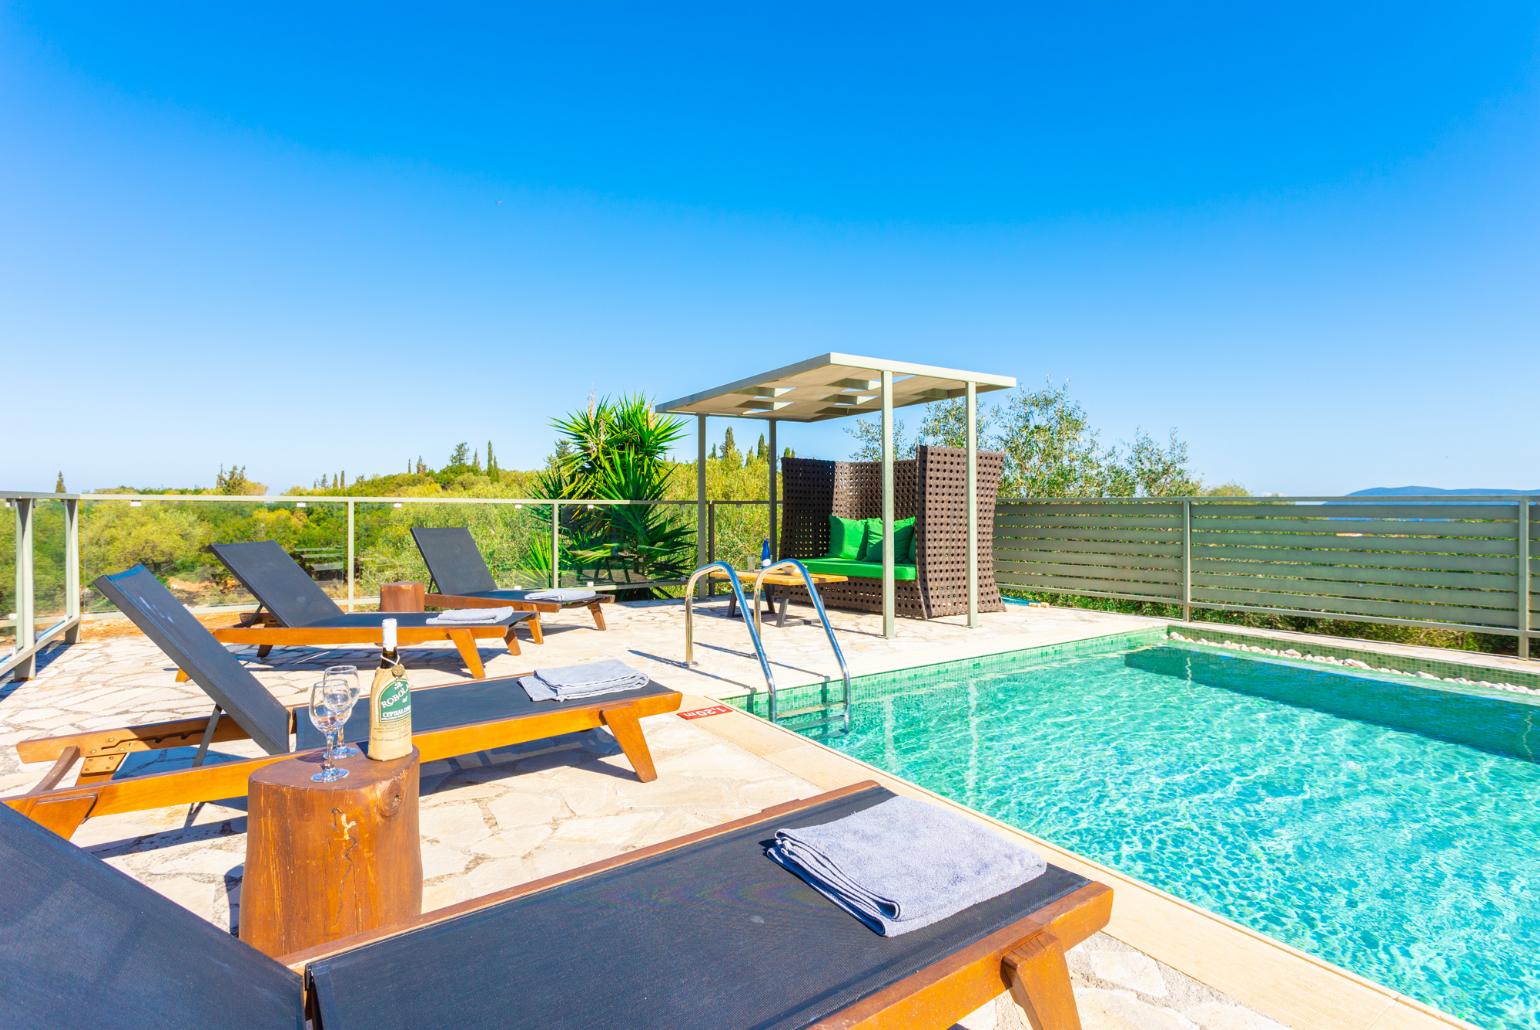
[768,638,1540,1027]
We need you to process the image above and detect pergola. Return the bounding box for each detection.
[656,353,1016,638]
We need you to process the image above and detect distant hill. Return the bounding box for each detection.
[1351,486,1539,496]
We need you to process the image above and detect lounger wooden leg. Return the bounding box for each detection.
[1002,931,1081,1030]
[502,627,522,656]
[600,706,657,782]
[447,630,487,679]
[526,615,544,645]
[256,644,273,659]
[588,601,607,631]
[175,667,190,683]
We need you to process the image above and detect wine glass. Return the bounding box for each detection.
[308,681,349,783]
[322,665,361,758]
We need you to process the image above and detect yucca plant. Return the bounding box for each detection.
[532,396,692,599]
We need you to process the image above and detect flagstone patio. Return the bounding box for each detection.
[0,599,1465,1028]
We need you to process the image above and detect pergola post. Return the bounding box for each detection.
[966,380,978,628]
[768,418,778,558]
[880,370,895,639]
[696,414,708,596]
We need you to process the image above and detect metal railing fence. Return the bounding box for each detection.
[2,491,774,680]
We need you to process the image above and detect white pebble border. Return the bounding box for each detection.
[1168,631,1540,699]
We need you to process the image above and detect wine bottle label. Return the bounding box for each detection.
[378,678,412,722]
[368,660,413,761]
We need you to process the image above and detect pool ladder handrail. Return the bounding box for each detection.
[683,559,853,731]
[684,562,778,709]
[752,559,852,732]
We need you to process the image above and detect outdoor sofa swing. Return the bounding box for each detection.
[778,445,1006,619]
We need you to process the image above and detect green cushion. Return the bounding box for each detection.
[801,558,918,582]
[859,516,914,563]
[827,515,867,560]
[893,517,916,563]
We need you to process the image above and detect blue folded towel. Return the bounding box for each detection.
[526,588,601,603]
[767,795,1046,936]
[519,659,647,701]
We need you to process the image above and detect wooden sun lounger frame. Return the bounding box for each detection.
[4,680,680,840]
[423,589,612,631]
[284,781,1113,1030]
[186,608,540,681]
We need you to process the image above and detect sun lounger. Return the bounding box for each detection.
[412,526,612,630]
[211,540,540,678]
[0,781,1111,1028]
[2,566,679,839]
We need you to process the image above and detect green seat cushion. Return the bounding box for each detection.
[801,558,918,582]
[827,515,868,560]
[858,516,914,563]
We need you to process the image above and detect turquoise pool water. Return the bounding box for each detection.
[757,637,1540,1027]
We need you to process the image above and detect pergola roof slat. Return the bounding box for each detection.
[656,352,1015,422]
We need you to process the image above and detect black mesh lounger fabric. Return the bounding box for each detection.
[411,526,499,595]
[296,678,674,748]
[93,566,294,755]
[211,540,347,627]
[0,803,303,1028]
[304,610,532,630]
[307,786,1088,1030]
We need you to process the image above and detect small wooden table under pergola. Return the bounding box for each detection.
[707,567,849,628]
[657,353,1015,638]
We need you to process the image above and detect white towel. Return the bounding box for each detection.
[526,588,601,603]
[427,607,514,625]
[519,660,648,701]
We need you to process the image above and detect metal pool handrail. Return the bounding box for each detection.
[684,562,779,714]
[751,559,852,731]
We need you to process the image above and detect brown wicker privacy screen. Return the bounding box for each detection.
[778,445,1004,619]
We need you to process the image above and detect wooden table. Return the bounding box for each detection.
[379,580,426,612]
[241,748,423,958]
[709,568,849,628]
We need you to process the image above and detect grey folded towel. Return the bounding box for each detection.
[526,588,601,603]
[428,607,514,625]
[767,795,1046,937]
[519,659,648,702]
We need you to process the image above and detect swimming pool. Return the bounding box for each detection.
[739,633,1540,1028]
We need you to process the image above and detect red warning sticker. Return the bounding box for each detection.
[678,705,732,720]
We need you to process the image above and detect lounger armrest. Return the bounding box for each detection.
[15,714,256,764]
[29,747,81,793]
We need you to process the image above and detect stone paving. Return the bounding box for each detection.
[2,599,1288,1028]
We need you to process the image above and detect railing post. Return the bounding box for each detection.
[707,501,717,597]
[63,498,81,644]
[550,501,561,590]
[13,498,35,678]
[1520,498,1532,660]
[345,499,356,612]
[1181,499,1193,622]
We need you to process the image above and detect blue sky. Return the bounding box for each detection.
[4,4,1537,494]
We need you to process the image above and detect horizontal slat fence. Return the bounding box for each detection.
[995,496,1537,655]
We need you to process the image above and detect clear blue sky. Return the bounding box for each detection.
[4,4,1537,495]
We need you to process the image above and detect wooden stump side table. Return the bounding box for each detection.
[240,748,423,958]
[379,580,426,612]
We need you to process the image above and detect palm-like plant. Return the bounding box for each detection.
[532,396,692,598]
